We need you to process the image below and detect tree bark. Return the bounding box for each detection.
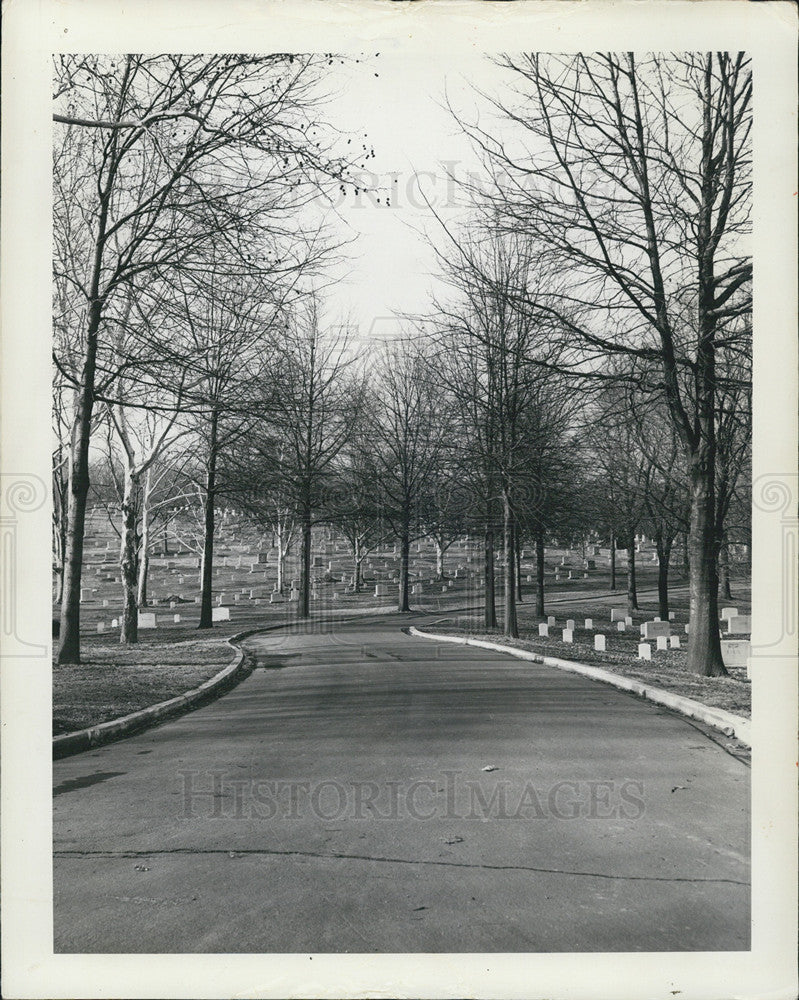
[515,533,523,602]
[503,491,518,637]
[137,472,151,607]
[353,535,362,593]
[398,524,410,612]
[535,527,545,618]
[119,470,140,644]
[57,299,101,664]
[198,410,218,629]
[484,523,497,629]
[299,500,312,618]
[610,530,616,591]
[687,463,727,675]
[718,533,733,600]
[656,536,671,621]
[626,529,638,613]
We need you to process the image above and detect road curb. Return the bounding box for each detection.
[52,624,283,760]
[408,627,752,747]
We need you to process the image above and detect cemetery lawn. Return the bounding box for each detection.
[52,622,253,736]
[424,598,751,718]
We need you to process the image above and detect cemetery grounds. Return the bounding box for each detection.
[54,509,751,737]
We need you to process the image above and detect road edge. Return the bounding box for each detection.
[52,625,271,759]
[408,626,752,747]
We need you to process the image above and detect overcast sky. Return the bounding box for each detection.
[317,50,514,342]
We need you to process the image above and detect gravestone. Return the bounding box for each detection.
[375,584,388,597]
[96,622,106,633]
[212,606,230,622]
[610,608,626,622]
[720,639,751,668]
[584,618,593,629]
[547,616,555,627]
[174,614,181,623]
[566,619,575,631]
[654,617,661,622]
[727,615,751,634]
[289,590,300,602]
[684,623,690,634]
[138,612,157,629]
[594,634,606,652]
[538,623,549,637]
[669,635,680,649]
[562,628,573,643]
[617,621,626,632]
[111,618,118,628]
[721,607,739,620]
[270,592,284,603]
[625,616,633,626]
[669,612,676,621]
[637,643,652,660]
[641,621,671,640]
[656,636,668,651]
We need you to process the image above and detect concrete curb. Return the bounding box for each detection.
[52,624,281,760]
[408,627,752,747]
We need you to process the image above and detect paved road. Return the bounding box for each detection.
[53,612,749,953]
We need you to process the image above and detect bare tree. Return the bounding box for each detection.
[53,53,358,663]
[369,339,445,613]
[461,52,751,675]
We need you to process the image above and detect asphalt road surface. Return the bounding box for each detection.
[53,611,750,953]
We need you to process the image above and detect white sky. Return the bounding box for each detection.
[314,50,515,341]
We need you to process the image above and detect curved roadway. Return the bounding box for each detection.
[53,611,749,952]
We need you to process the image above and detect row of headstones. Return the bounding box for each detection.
[536,616,683,652]
[94,606,232,633]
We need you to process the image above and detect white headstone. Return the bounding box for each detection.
[669,635,680,649]
[654,617,661,622]
[641,621,671,640]
[547,616,555,627]
[562,628,573,643]
[173,614,181,623]
[594,634,606,651]
[685,624,690,634]
[637,643,652,660]
[584,618,593,629]
[610,608,626,622]
[566,619,575,631]
[538,623,549,637]
[669,612,676,621]
[102,599,109,608]
[720,639,751,667]
[625,616,633,626]
[617,621,626,632]
[721,607,739,620]
[656,635,668,651]
[138,612,157,629]
[212,606,230,622]
[727,615,751,634]
[111,618,118,628]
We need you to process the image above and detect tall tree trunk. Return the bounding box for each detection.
[503,491,518,638]
[57,300,101,665]
[610,530,616,590]
[718,533,733,600]
[119,470,140,644]
[515,533,523,602]
[137,473,151,607]
[198,410,218,629]
[484,522,497,629]
[682,529,690,579]
[354,535,362,593]
[687,463,727,675]
[435,539,445,580]
[299,500,312,618]
[656,535,670,621]
[627,529,638,613]
[535,527,545,618]
[398,522,410,612]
